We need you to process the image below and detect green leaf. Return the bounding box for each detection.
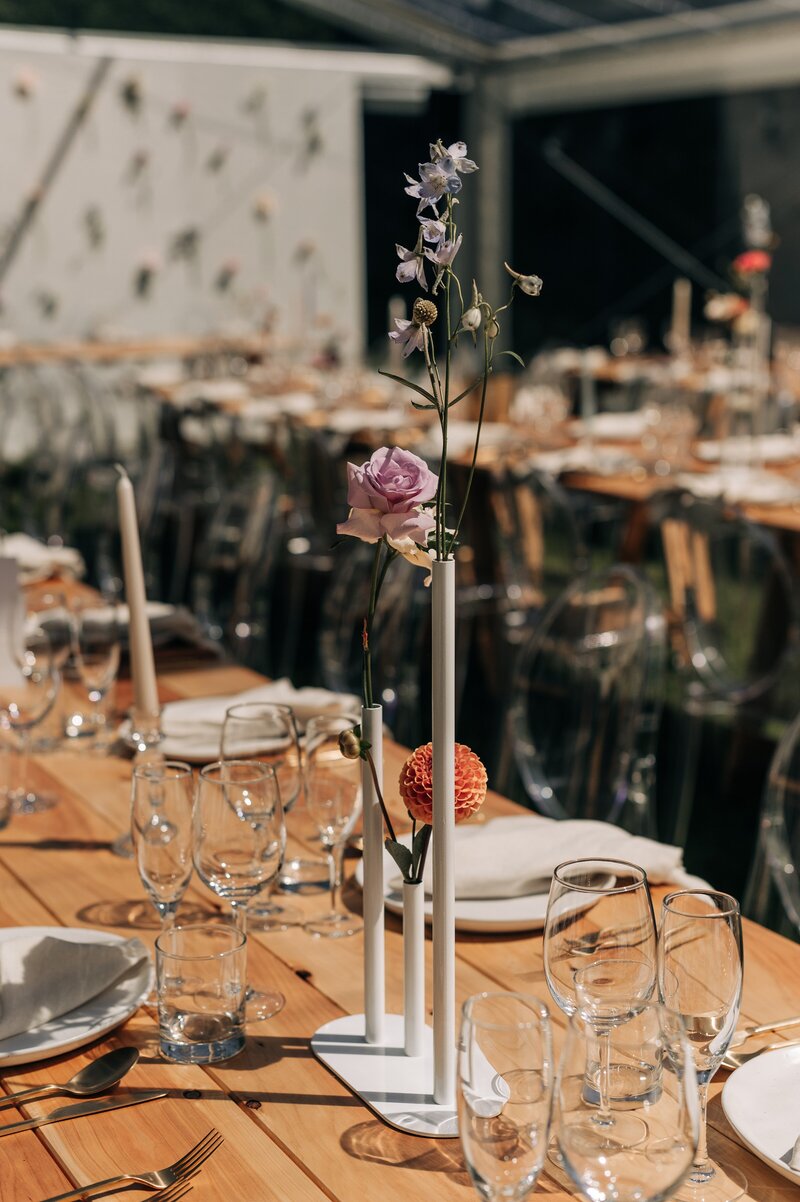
[378,370,437,406]
[447,376,482,410]
[411,399,437,411]
[498,349,526,368]
[385,837,413,881]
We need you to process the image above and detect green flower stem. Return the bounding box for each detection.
[447,331,491,555]
[362,539,384,708]
[364,747,397,845]
[412,822,433,884]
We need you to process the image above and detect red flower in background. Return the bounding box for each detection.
[399,742,487,825]
[732,250,772,275]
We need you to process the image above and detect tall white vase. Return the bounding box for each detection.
[361,703,385,1046]
[431,557,456,1107]
[403,880,425,1057]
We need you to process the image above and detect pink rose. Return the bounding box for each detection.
[337,446,438,546]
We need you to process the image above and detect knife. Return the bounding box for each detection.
[0,1089,167,1137]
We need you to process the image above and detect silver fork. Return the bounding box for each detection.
[38,1128,223,1202]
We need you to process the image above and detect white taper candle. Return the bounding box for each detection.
[116,466,160,721]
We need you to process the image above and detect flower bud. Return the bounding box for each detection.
[462,307,481,332]
[504,262,543,297]
[412,298,438,327]
[338,729,362,760]
[487,318,500,339]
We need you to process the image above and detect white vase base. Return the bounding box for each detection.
[311,1013,458,1138]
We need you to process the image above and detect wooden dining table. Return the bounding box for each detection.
[1,660,799,1202]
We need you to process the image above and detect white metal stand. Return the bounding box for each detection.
[361,704,384,1046]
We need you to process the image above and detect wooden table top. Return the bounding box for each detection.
[1,662,799,1201]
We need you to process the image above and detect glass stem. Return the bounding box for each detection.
[16,728,30,804]
[231,901,248,938]
[329,842,344,914]
[595,1027,613,1127]
[692,1081,711,1177]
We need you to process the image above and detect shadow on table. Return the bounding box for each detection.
[0,838,115,851]
[341,1119,470,1182]
[76,899,218,930]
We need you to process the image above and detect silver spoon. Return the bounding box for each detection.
[0,1046,139,1111]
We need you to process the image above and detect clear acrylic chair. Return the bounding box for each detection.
[744,709,800,940]
[503,563,667,837]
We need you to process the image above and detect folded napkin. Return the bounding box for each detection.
[159,678,360,758]
[695,435,800,465]
[675,469,800,506]
[0,534,85,584]
[570,411,650,442]
[532,446,637,477]
[395,815,707,899]
[0,933,148,1042]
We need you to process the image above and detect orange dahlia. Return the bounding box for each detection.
[399,742,487,825]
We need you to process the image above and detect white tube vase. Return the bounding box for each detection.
[431,557,456,1107]
[361,703,385,1046]
[403,879,425,1058]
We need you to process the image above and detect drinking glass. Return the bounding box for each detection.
[458,991,553,1202]
[131,760,194,928]
[304,714,363,938]
[544,859,657,1159]
[658,891,746,1202]
[556,1001,700,1201]
[30,591,71,750]
[68,599,121,743]
[156,923,246,1063]
[0,622,59,813]
[221,702,303,929]
[194,760,286,1020]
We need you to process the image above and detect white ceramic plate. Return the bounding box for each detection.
[721,1043,800,1185]
[354,844,549,933]
[0,927,153,1067]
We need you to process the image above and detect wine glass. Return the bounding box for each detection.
[193,760,286,1020]
[0,622,59,813]
[556,1000,700,1202]
[544,859,657,1159]
[458,991,553,1202]
[68,598,121,744]
[131,760,194,928]
[304,714,363,939]
[29,591,71,750]
[221,702,302,930]
[658,891,746,1202]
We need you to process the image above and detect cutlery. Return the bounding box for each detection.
[728,1014,800,1050]
[721,1036,800,1071]
[37,1127,223,1201]
[41,1178,194,1202]
[0,1046,139,1111]
[0,1089,167,1137]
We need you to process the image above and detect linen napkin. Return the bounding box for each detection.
[569,411,650,442]
[0,933,148,1042]
[675,469,800,506]
[158,678,360,758]
[694,434,800,465]
[531,446,637,477]
[0,534,85,584]
[397,814,707,899]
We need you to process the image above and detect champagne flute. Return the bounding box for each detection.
[458,991,553,1202]
[131,760,194,928]
[658,891,746,1202]
[304,714,362,938]
[556,1000,700,1201]
[68,598,121,743]
[194,760,286,1020]
[0,622,59,813]
[221,702,302,930]
[544,859,657,1158]
[29,591,70,750]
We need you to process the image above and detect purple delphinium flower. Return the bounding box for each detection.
[388,317,426,358]
[418,216,446,244]
[404,160,462,215]
[396,244,428,290]
[430,140,478,174]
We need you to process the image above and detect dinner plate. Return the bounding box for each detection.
[0,927,153,1067]
[721,1043,800,1185]
[353,843,549,933]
